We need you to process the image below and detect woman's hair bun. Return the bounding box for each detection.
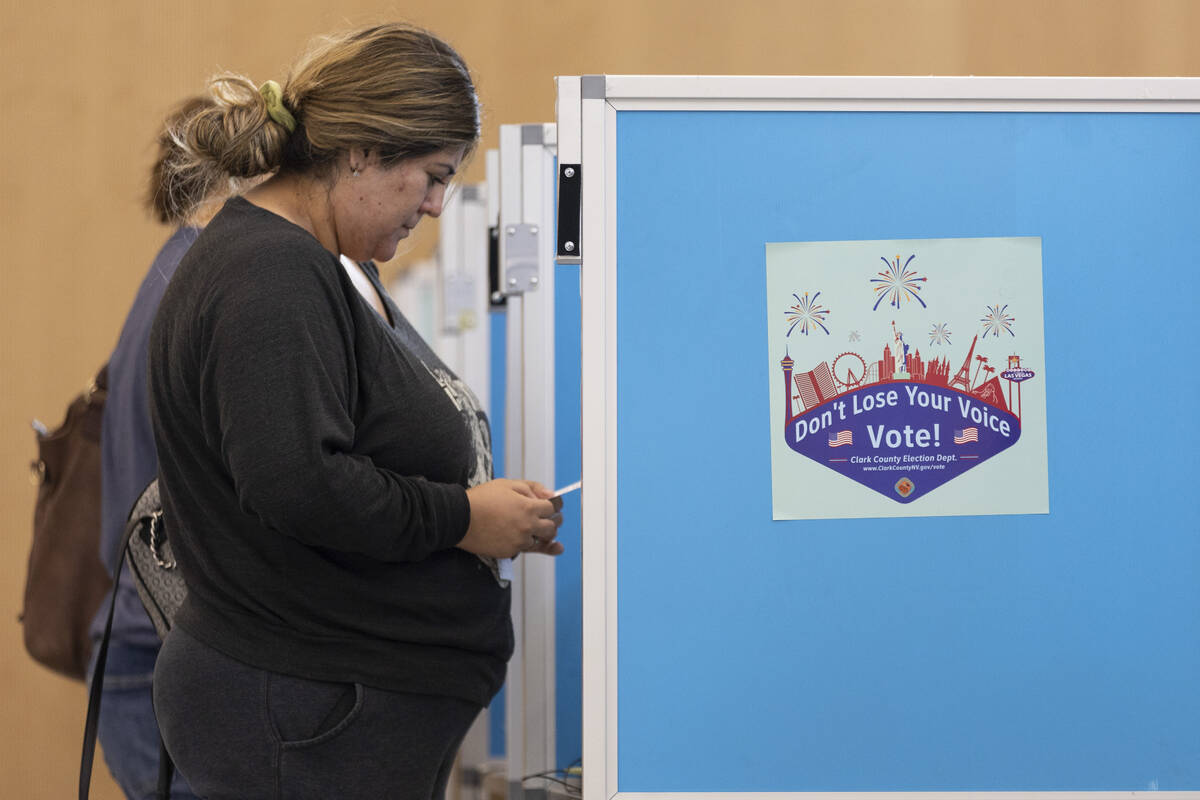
[148,74,291,223]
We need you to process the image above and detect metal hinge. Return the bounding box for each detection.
[502,223,541,294]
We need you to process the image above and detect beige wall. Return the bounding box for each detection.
[2,1,1197,796]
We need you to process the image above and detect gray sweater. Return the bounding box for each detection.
[148,197,510,705]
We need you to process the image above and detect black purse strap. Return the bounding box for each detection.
[157,738,175,799]
[79,540,124,800]
[80,510,175,800]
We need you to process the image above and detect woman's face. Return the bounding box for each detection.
[331,146,466,262]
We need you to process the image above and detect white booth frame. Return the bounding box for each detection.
[556,75,1200,800]
[500,122,562,798]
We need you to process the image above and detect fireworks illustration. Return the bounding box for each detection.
[848,330,862,343]
[785,291,831,336]
[980,304,1016,338]
[928,322,952,346]
[871,254,928,311]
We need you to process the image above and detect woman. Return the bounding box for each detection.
[147,24,563,799]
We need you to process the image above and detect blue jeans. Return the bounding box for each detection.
[90,639,199,800]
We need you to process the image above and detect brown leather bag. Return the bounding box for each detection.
[21,366,113,681]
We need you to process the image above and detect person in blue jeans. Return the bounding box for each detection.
[88,95,236,800]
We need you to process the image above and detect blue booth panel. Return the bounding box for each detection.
[612,110,1199,792]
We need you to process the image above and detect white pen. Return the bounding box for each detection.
[552,480,582,498]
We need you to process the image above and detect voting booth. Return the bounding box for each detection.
[555,76,1200,797]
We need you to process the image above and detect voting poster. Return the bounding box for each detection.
[766,237,1049,520]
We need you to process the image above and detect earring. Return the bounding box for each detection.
[351,168,361,178]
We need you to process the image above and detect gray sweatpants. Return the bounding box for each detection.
[153,626,482,800]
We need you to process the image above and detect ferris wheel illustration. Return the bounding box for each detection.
[832,352,868,390]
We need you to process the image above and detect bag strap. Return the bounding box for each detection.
[81,503,174,800]
[79,535,125,800]
[77,363,116,798]
[156,738,175,799]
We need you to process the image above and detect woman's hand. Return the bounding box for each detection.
[459,479,564,559]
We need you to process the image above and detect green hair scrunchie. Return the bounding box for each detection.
[259,80,296,133]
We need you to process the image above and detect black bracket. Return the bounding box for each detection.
[487,226,506,308]
[556,164,581,262]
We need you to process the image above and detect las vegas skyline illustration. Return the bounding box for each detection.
[781,326,1033,427]
[780,253,1036,427]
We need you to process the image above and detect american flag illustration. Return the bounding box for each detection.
[828,430,853,447]
[954,427,979,444]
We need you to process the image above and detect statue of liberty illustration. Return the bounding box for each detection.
[891,320,911,379]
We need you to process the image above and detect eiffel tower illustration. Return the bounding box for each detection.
[949,334,978,392]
